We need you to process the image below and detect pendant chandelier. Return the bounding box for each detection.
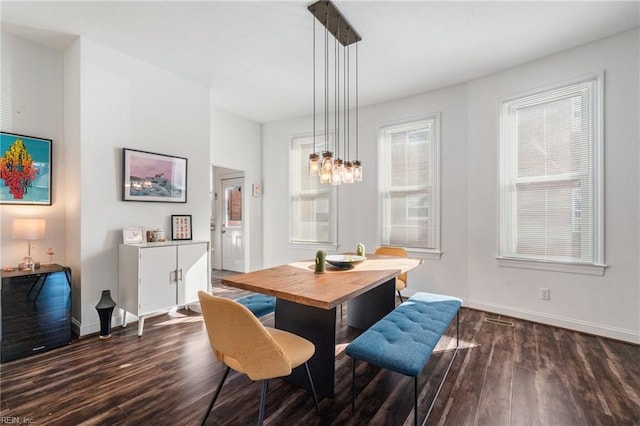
[308,0,362,185]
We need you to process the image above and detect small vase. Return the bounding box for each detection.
[95,290,116,339]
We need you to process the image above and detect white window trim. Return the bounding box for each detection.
[378,113,442,255]
[497,72,606,275]
[289,132,338,247]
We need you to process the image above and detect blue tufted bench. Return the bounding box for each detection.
[235,293,276,318]
[346,292,462,425]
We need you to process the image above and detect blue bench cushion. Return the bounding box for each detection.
[346,292,462,377]
[235,294,276,318]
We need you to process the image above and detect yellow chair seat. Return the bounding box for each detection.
[220,327,315,377]
[396,278,407,292]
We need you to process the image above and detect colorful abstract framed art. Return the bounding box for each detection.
[0,132,52,205]
[122,148,187,203]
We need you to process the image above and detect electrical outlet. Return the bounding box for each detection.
[540,288,550,300]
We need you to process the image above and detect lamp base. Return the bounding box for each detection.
[18,261,41,270]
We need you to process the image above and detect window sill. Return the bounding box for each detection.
[496,257,607,276]
[289,241,340,252]
[407,249,442,261]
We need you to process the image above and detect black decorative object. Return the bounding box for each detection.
[95,290,116,339]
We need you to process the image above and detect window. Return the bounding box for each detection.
[499,74,604,274]
[379,115,441,252]
[290,135,336,245]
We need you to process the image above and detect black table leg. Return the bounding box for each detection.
[347,278,396,329]
[275,299,337,398]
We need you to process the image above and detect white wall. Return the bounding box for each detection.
[211,107,262,272]
[466,29,639,343]
[66,38,211,335]
[1,33,66,269]
[262,83,470,301]
[262,29,640,343]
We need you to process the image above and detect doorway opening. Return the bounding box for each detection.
[211,166,246,273]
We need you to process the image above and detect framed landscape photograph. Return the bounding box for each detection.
[171,214,192,240]
[0,132,52,205]
[122,148,187,203]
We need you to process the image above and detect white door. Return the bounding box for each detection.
[222,177,245,272]
[139,246,177,314]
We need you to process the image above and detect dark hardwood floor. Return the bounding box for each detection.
[1,272,639,425]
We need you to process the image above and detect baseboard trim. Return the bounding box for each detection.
[72,313,124,337]
[465,299,640,345]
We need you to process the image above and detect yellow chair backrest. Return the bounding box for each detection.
[198,291,291,380]
[374,246,408,284]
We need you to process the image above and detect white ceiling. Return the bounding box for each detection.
[2,1,639,123]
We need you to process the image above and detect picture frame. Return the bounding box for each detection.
[123,226,145,244]
[122,148,187,203]
[1,132,52,205]
[171,215,192,241]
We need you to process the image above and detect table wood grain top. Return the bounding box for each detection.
[222,254,423,309]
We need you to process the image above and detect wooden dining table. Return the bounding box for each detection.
[222,254,423,398]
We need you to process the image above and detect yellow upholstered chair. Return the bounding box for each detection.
[374,246,409,302]
[197,291,320,425]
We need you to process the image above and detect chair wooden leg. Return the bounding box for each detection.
[258,379,269,426]
[202,366,230,426]
[303,362,321,416]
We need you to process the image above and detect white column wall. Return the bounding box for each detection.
[72,38,211,335]
[0,33,66,270]
[211,106,263,272]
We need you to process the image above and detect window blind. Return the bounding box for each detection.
[380,116,440,250]
[500,78,601,264]
[290,135,336,244]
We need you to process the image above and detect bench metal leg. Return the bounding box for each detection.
[422,310,460,425]
[351,358,356,415]
[414,377,418,425]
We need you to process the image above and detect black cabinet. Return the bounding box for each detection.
[1,264,71,362]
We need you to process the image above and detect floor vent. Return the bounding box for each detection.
[484,317,515,327]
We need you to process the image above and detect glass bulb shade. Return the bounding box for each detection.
[332,159,343,185]
[309,153,320,176]
[320,152,334,183]
[343,162,354,184]
[321,151,333,171]
[353,160,363,182]
[12,218,46,240]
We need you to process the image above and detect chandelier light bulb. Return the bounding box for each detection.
[309,153,320,176]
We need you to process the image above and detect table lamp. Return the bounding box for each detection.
[12,218,46,270]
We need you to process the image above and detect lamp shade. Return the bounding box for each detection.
[12,219,46,240]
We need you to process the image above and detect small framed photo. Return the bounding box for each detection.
[171,215,192,241]
[123,226,145,244]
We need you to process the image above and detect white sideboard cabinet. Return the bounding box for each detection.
[118,240,209,336]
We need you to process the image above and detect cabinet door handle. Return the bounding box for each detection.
[169,270,176,284]
[178,269,183,282]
